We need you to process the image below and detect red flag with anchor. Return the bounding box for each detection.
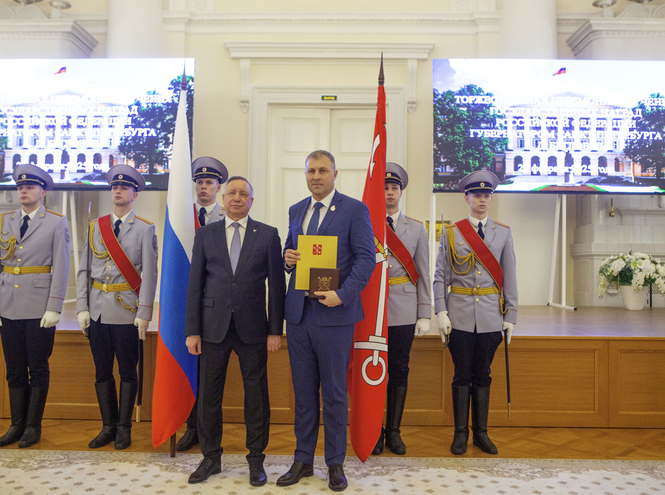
[348,56,389,462]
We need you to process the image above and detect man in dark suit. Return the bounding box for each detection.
[185,176,285,487]
[277,150,375,492]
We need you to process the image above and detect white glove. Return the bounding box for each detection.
[0,318,2,327]
[414,318,430,336]
[502,321,514,345]
[437,311,452,342]
[40,310,60,328]
[134,318,149,340]
[78,311,90,337]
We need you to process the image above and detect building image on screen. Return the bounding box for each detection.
[433,59,665,195]
[0,58,194,191]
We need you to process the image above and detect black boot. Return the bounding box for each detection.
[450,385,470,455]
[471,386,498,455]
[176,400,199,452]
[88,380,118,449]
[385,384,407,455]
[115,381,137,450]
[18,387,49,448]
[0,387,28,447]
[371,428,385,455]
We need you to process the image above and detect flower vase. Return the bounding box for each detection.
[619,285,647,311]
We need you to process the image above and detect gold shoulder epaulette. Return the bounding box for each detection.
[135,215,153,225]
[0,211,16,216]
[494,220,510,229]
[405,216,423,225]
[45,209,64,217]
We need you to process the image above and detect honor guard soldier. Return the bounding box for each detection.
[76,165,158,450]
[372,162,431,456]
[176,156,229,453]
[433,171,517,455]
[0,165,71,448]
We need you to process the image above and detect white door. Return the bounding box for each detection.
[267,105,375,239]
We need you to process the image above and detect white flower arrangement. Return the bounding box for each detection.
[598,251,665,297]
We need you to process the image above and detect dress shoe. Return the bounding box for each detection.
[18,426,41,448]
[176,428,199,452]
[188,458,221,484]
[248,459,267,487]
[328,464,348,492]
[276,460,314,486]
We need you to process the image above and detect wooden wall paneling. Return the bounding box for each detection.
[609,339,665,428]
[489,338,609,427]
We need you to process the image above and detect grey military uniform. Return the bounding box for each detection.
[387,212,430,326]
[433,216,518,333]
[0,205,71,319]
[196,202,224,225]
[76,210,158,325]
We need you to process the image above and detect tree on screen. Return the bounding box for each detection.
[118,75,194,176]
[433,84,507,175]
[624,93,665,182]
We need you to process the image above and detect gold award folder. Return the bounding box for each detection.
[295,235,338,291]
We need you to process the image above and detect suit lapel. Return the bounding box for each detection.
[294,198,308,237]
[317,190,342,235]
[214,220,233,276]
[483,216,496,246]
[19,205,45,242]
[234,218,258,279]
[8,210,21,241]
[396,212,408,238]
[117,210,135,242]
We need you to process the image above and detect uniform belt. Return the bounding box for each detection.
[93,280,132,293]
[3,265,51,275]
[449,285,499,296]
[389,276,412,286]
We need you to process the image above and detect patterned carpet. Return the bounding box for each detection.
[0,450,664,494]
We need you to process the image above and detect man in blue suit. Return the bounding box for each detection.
[185,176,286,487]
[277,150,375,492]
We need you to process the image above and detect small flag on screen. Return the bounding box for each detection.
[553,67,566,76]
[54,67,66,75]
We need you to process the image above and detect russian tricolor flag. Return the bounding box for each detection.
[152,71,197,448]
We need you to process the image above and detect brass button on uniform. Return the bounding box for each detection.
[14,285,18,289]
[477,271,482,275]
[19,246,23,250]
[475,298,479,302]
[477,285,480,288]
[17,259,21,262]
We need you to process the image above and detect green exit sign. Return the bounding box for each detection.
[321,95,337,101]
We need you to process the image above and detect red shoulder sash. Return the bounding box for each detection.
[454,219,503,292]
[98,214,142,296]
[386,220,419,285]
[193,204,202,230]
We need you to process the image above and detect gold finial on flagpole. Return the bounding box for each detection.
[181,65,187,91]
[378,53,384,86]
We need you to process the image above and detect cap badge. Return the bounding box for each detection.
[202,167,207,172]
[481,182,485,187]
[22,174,26,179]
[118,174,123,179]
[387,173,392,177]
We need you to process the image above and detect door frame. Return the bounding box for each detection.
[248,85,407,222]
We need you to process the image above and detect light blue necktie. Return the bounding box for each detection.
[307,202,323,236]
[230,222,241,274]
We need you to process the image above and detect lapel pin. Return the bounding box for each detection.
[331,205,336,212]
[253,229,257,232]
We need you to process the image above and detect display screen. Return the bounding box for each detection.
[0,58,194,191]
[433,59,665,194]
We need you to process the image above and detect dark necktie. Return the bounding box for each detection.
[20,215,29,239]
[387,216,395,232]
[114,219,122,237]
[198,207,206,227]
[478,221,485,240]
[230,222,241,274]
[306,202,323,236]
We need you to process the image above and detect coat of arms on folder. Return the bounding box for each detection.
[295,235,339,296]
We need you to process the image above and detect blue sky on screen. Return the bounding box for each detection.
[0,58,195,107]
[433,59,665,109]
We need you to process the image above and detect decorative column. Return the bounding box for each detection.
[499,0,557,59]
[107,0,164,58]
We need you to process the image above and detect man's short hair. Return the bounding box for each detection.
[224,175,254,196]
[305,150,336,170]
